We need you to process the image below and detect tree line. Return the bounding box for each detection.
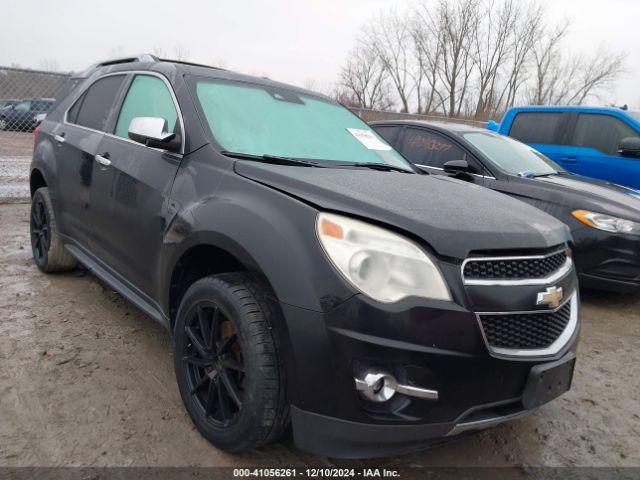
[334,0,626,120]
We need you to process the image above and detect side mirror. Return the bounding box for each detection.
[128,117,181,153]
[618,137,640,158]
[443,160,471,175]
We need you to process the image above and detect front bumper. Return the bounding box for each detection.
[291,402,533,459]
[280,265,580,458]
[573,227,640,292]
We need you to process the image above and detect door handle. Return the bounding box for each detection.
[54,134,65,143]
[95,154,111,167]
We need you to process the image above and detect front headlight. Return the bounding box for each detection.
[316,212,451,303]
[572,210,640,235]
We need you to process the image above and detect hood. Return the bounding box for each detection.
[533,173,640,221]
[235,162,570,259]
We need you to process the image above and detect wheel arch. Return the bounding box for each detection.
[164,233,298,401]
[164,232,283,332]
[29,168,48,197]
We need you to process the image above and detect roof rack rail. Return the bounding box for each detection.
[77,54,158,77]
[96,53,158,67]
[157,58,228,71]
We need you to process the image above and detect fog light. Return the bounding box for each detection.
[355,371,397,402]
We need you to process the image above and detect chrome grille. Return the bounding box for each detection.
[478,298,574,352]
[464,250,567,280]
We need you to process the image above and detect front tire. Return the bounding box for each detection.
[173,273,289,453]
[30,187,78,272]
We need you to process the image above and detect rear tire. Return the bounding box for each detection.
[173,273,289,453]
[30,187,78,272]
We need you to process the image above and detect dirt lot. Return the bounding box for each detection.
[0,202,639,468]
[0,131,33,158]
[0,132,31,201]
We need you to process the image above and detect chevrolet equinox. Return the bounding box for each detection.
[29,55,579,458]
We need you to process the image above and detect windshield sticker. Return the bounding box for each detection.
[347,128,392,151]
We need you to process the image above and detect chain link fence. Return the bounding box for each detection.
[0,67,71,200]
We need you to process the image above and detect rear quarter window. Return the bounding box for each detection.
[509,112,563,144]
[70,75,126,132]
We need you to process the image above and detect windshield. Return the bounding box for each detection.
[192,78,413,170]
[463,132,563,176]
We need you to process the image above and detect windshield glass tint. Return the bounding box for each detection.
[463,132,562,176]
[193,79,412,169]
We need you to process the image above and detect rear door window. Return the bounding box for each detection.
[570,114,637,155]
[71,75,126,132]
[371,125,402,147]
[115,75,179,138]
[509,112,563,144]
[401,128,467,169]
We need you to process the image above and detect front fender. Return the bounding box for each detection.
[161,163,356,317]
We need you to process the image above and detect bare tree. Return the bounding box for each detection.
[495,1,544,113]
[338,44,394,110]
[565,49,626,105]
[334,0,627,118]
[412,3,445,114]
[472,0,516,118]
[529,21,570,105]
[362,10,417,112]
[432,0,480,117]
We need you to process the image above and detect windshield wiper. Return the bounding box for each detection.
[338,162,415,173]
[221,150,324,168]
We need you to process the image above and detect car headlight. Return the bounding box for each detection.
[572,210,640,235]
[316,212,451,303]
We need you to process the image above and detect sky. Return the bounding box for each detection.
[2,0,639,109]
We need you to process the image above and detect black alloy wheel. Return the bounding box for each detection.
[30,195,50,265]
[29,187,77,272]
[173,273,289,453]
[182,302,245,426]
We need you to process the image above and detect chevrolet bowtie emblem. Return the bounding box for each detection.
[536,286,564,309]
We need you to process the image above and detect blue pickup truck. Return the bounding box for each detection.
[490,106,640,189]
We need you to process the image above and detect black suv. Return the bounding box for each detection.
[30,55,579,458]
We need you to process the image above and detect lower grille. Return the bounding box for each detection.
[479,300,572,350]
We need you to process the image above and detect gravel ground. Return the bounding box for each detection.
[0,132,32,201]
[0,202,638,468]
[0,131,33,157]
